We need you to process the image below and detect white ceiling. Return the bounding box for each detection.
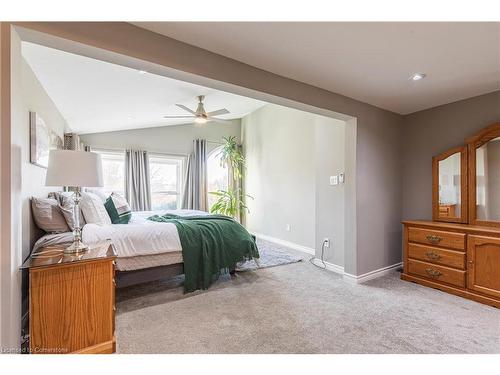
[21,42,267,134]
[133,22,500,114]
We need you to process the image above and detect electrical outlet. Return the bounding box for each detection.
[323,238,330,248]
[286,224,291,232]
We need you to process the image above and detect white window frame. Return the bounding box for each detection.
[148,153,186,210]
[93,149,126,196]
[206,146,230,211]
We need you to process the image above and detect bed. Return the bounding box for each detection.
[32,209,223,288]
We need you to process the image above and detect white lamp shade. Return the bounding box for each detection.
[45,150,103,187]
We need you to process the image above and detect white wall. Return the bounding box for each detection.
[14,55,68,260]
[6,29,68,349]
[80,120,241,155]
[242,104,316,248]
[0,21,12,350]
[242,104,346,265]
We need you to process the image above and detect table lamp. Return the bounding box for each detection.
[45,150,103,253]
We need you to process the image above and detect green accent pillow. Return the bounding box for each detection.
[104,193,132,224]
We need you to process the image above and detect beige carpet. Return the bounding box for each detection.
[115,247,500,354]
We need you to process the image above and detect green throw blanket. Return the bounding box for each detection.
[148,214,260,293]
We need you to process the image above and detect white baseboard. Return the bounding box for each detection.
[310,258,344,274]
[343,262,403,284]
[253,232,315,255]
[254,232,402,284]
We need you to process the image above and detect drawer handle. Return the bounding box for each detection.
[425,251,442,260]
[426,235,442,244]
[425,268,442,277]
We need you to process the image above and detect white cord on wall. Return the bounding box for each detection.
[309,239,329,269]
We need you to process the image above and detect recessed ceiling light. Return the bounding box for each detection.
[138,70,147,75]
[410,73,426,81]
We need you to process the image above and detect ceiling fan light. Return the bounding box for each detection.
[194,116,207,124]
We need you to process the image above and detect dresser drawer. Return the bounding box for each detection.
[408,259,465,288]
[408,227,465,250]
[408,243,466,269]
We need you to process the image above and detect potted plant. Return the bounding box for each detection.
[209,136,252,220]
[209,188,252,218]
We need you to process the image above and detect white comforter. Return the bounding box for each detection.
[82,209,207,257]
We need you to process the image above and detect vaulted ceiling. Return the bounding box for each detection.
[22,42,267,134]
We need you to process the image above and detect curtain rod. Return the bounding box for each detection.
[91,146,189,158]
[91,139,226,154]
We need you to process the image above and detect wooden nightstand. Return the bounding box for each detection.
[22,240,117,354]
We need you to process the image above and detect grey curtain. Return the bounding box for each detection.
[125,150,151,211]
[181,139,207,211]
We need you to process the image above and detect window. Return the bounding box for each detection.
[149,155,184,210]
[96,150,125,197]
[207,147,229,212]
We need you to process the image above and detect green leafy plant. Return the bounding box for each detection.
[218,135,245,181]
[210,137,253,220]
[209,189,253,218]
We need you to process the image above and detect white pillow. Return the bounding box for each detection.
[80,192,112,225]
[85,188,109,202]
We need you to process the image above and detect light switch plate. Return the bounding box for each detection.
[330,175,338,185]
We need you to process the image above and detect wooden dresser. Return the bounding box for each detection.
[402,122,500,307]
[23,241,117,354]
[402,221,500,308]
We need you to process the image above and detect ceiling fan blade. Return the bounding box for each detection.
[163,115,196,119]
[176,104,197,115]
[209,118,233,124]
[207,108,230,117]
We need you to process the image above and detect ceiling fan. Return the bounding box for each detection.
[163,95,230,124]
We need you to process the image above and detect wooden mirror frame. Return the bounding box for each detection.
[432,146,468,223]
[467,122,500,227]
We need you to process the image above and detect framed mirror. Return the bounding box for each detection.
[432,146,468,223]
[468,123,500,227]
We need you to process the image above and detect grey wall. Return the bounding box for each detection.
[315,115,346,266]
[242,103,346,266]
[402,91,500,221]
[80,120,241,155]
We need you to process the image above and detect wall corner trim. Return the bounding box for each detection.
[310,258,344,274]
[343,262,403,284]
[253,232,315,255]
[253,232,402,284]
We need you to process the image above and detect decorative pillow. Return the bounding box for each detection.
[85,188,108,203]
[31,197,70,233]
[80,192,112,225]
[55,192,87,231]
[104,193,132,224]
